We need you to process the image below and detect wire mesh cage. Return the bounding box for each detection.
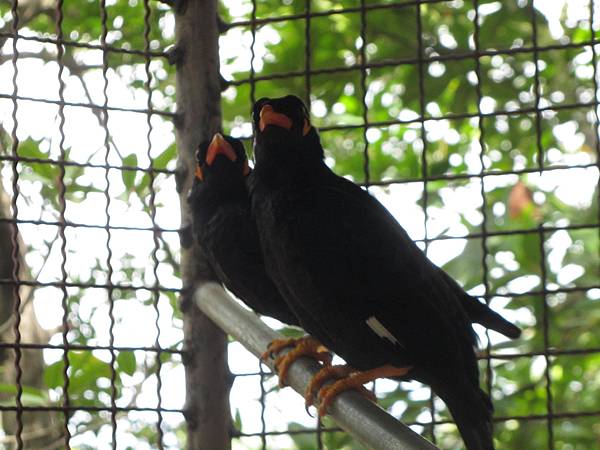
[0,0,599,449]
[0,0,182,448]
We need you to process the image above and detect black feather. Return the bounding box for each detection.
[249,95,519,449]
[188,135,299,326]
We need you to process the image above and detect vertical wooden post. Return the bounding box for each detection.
[173,0,231,449]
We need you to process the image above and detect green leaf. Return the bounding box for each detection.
[122,154,138,192]
[278,326,305,339]
[117,351,137,376]
[0,384,49,407]
[18,138,58,181]
[45,352,112,395]
[44,360,65,389]
[153,143,177,169]
[233,408,242,431]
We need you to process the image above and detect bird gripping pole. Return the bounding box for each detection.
[195,283,440,450]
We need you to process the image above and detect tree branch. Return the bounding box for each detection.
[0,228,59,336]
[0,0,55,49]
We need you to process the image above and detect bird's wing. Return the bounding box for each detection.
[289,174,476,356]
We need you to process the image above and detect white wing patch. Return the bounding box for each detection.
[366,316,401,346]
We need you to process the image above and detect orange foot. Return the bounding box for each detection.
[317,364,412,417]
[304,364,378,414]
[261,336,332,387]
[261,337,300,362]
[305,365,354,409]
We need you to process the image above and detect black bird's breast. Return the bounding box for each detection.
[251,180,411,369]
[192,191,299,326]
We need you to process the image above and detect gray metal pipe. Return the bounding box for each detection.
[194,283,440,450]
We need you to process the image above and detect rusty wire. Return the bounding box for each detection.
[472,0,495,437]
[97,0,118,446]
[54,0,72,446]
[8,0,24,447]
[142,0,165,446]
[529,3,555,448]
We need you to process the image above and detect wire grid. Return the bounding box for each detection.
[222,0,600,448]
[1,0,599,449]
[0,0,182,448]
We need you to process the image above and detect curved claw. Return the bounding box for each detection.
[274,349,330,387]
[316,364,411,416]
[304,365,354,410]
[271,337,333,387]
[313,349,333,366]
[273,352,293,387]
[305,403,316,418]
[260,337,299,363]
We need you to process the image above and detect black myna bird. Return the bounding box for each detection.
[188,133,331,379]
[249,95,520,450]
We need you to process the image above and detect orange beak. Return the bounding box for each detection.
[195,165,204,181]
[206,133,237,166]
[259,104,293,132]
[302,118,311,136]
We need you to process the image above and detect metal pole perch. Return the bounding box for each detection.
[195,282,440,450]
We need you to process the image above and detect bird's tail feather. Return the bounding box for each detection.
[464,296,521,339]
[435,383,495,450]
[437,268,521,339]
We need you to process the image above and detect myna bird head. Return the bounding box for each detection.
[187,134,250,213]
[252,95,312,138]
[194,133,250,182]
